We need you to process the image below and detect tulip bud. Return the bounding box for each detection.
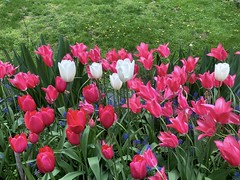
[55,76,67,93]
[116,58,135,82]
[89,62,103,79]
[28,132,39,144]
[58,60,76,82]
[109,73,123,90]
[214,63,230,81]
[101,143,114,159]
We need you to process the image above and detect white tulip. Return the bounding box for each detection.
[214,63,230,81]
[110,73,123,90]
[58,60,76,82]
[89,62,102,79]
[116,58,135,82]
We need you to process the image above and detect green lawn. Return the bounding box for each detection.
[0,0,239,59]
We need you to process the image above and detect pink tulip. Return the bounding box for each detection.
[42,85,59,104]
[223,74,236,87]
[166,76,181,93]
[88,45,101,62]
[8,72,28,91]
[199,71,215,90]
[55,76,67,93]
[24,110,45,134]
[191,97,208,117]
[9,133,28,153]
[25,71,40,88]
[195,115,216,140]
[172,66,187,85]
[106,49,118,62]
[235,51,240,55]
[148,167,168,180]
[167,111,189,134]
[122,93,142,113]
[207,43,228,61]
[40,107,55,126]
[181,56,199,73]
[155,63,169,77]
[36,146,55,173]
[130,154,147,179]
[101,142,114,159]
[188,73,197,84]
[155,43,170,58]
[162,101,173,117]
[136,43,154,70]
[138,81,161,101]
[127,76,144,92]
[82,83,100,104]
[18,94,36,112]
[143,148,157,168]
[158,131,179,148]
[78,100,94,115]
[118,48,132,61]
[155,76,167,92]
[215,135,240,166]
[28,132,39,144]
[62,53,74,61]
[35,44,53,67]
[144,99,162,118]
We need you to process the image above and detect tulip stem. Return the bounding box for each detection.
[14,152,25,180]
[49,172,55,180]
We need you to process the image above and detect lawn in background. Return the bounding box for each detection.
[0,0,239,59]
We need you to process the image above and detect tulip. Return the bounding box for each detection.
[66,108,87,134]
[122,93,142,113]
[130,154,147,179]
[215,135,240,166]
[214,63,230,81]
[9,133,28,153]
[116,58,135,82]
[158,131,179,148]
[144,99,162,118]
[18,94,36,112]
[149,167,168,180]
[155,63,169,77]
[106,49,119,62]
[207,43,228,61]
[66,128,80,145]
[143,148,157,168]
[155,43,170,58]
[28,132,39,144]
[181,56,199,73]
[223,74,236,87]
[88,118,95,127]
[99,105,116,129]
[36,146,55,173]
[58,60,76,82]
[62,53,74,61]
[199,71,215,90]
[136,42,154,70]
[55,76,67,93]
[195,115,216,140]
[24,110,45,134]
[118,48,133,60]
[138,81,161,101]
[127,76,144,92]
[101,143,114,159]
[8,72,28,91]
[162,101,173,117]
[78,100,94,115]
[167,111,189,134]
[40,107,55,126]
[35,44,53,67]
[88,45,101,62]
[82,83,100,104]
[42,85,59,104]
[89,62,103,79]
[109,73,123,90]
[25,71,40,89]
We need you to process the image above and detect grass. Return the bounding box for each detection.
[0,0,239,59]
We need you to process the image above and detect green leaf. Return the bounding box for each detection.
[55,149,81,163]
[168,169,180,180]
[88,156,101,180]
[22,165,35,180]
[81,125,90,161]
[207,169,230,179]
[59,171,84,180]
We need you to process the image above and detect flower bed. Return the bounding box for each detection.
[0,39,240,179]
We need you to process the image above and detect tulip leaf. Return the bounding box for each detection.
[88,156,101,180]
[207,169,231,179]
[81,125,90,161]
[168,169,180,180]
[59,171,84,180]
[57,159,73,173]
[55,149,81,163]
[20,44,37,74]
[22,164,35,180]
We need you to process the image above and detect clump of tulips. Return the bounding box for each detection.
[0,40,240,179]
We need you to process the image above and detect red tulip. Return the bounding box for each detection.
[122,93,142,113]
[40,107,55,126]
[143,148,157,168]
[158,131,179,148]
[28,132,39,144]
[18,94,36,112]
[35,44,53,67]
[55,76,67,93]
[215,135,240,166]
[99,105,116,129]
[167,111,189,134]
[8,72,28,91]
[82,83,100,104]
[66,128,80,145]
[195,115,216,140]
[9,133,28,153]
[155,43,170,58]
[130,154,147,179]
[101,142,114,159]
[66,108,87,134]
[207,43,228,61]
[42,85,59,104]
[24,110,45,134]
[36,146,55,173]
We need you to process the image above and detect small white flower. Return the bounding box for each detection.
[214,63,230,81]
[58,60,76,82]
[89,62,103,79]
[116,58,135,82]
[110,73,123,90]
